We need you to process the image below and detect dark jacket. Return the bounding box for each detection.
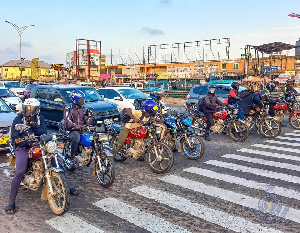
[203,94,226,113]
[11,114,47,148]
[281,85,298,96]
[64,104,94,131]
[237,93,263,115]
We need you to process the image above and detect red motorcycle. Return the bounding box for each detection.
[273,101,300,129]
[109,122,174,174]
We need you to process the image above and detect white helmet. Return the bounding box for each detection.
[23,98,40,117]
[15,103,23,114]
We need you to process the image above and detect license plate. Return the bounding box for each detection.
[0,137,10,145]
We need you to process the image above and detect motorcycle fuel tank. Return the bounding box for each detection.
[213,110,227,120]
[80,134,93,147]
[128,127,147,139]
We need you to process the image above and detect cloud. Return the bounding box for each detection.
[141,27,164,36]
[22,41,32,48]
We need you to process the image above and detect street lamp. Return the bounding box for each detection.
[5,20,34,60]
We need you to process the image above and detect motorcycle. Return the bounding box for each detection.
[244,107,281,138]
[109,121,174,174]
[7,124,70,215]
[59,123,115,188]
[273,102,288,123]
[191,106,249,142]
[163,112,205,160]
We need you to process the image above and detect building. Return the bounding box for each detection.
[0,60,58,80]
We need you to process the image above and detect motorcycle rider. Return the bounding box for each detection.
[264,82,276,118]
[281,79,298,99]
[112,100,159,156]
[5,98,47,214]
[203,86,226,141]
[228,81,240,105]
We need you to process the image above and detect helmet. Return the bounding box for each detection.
[259,90,269,100]
[266,82,275,92]
[231,81,240,90]
[143,100,158,114]
[23,98,40,117]
[207,85,216,95]
[70,90,85,104]
[286,79,293,86]
[150,88,162,100]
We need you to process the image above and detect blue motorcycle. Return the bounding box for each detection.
[163,112,205,160]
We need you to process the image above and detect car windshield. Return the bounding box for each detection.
[62,88,104,103]
[0,89,15,97]
[0,99,11,112]
[118,89,148,99]
[4,82,24,88]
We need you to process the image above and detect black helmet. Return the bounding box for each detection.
[266,82,275,92]
[231,81,240,90]
[207,85,216,95]
[286,79,293,86]
[259,90,269,100]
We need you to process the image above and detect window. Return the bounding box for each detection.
[233,63,239,69]
[222,64,226,70]
[106,90,121,99]
[118,89,148,99]
[49,90,63,101]
[97,89,107,98]
[192,86,202,95]
[36,88,49,99]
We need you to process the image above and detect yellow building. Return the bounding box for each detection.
[0,60,58,80]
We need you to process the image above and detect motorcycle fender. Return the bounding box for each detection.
[290,110,300,117]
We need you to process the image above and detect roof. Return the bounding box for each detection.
[252,42,295,54]
[37,84,95,89]
[1,60,53,68]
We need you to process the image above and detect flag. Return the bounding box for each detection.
[288,13,300,18]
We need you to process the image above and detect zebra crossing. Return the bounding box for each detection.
[45,131,300,233]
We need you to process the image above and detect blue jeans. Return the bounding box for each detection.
[234,104,245,120]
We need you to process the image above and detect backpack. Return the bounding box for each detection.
[238,89,255,100]
[197,97,205,112]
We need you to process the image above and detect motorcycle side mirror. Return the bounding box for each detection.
[15,124,30,132]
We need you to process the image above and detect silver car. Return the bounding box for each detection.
[0,99,16,150]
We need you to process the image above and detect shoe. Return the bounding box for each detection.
[204,132,211,141]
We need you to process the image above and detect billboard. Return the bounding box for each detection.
[73,50,101,66]
[31,58,40,80]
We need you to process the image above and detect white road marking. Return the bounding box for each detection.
[93,198,190,233]
[160,175,298,223]
[46,213,104,233]
[265,140,300,147]
[205,160,300,184]
[252,144,300,154]
[184,167,300,201]
[292,130,300,133]
[131,185,282,233]
[277,136,300,142]
[284,133,300,137]
[238,148,300,162]
[222,154,300,172]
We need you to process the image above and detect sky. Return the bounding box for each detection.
[0,0,300,65]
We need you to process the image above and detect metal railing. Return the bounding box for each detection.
[141,90,189,98]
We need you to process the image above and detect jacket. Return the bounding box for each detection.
[281,86,298,97]
[64,104,94,131]
[203,94,226,113]
[237,93,263,115]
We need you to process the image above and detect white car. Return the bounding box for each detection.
[0,99,16,150]
[0,88,22,109]
[0,81,25,99]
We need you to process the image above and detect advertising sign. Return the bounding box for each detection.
[31,58,40,80]
[285,70,295,75]
[295,74,300,83]
[279,74,291,83]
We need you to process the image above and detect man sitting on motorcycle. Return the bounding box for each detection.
[264,82,276,118]
[64,90,94,163]
[281,79,298,100]
[112,100,159,157]
[5,98,47,214]
[150,88,167,140]
[228,81,240,105]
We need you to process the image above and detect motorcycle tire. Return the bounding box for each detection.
[95,156,115,188]
[182,135,205,160]
[109,137,127,162]
[47,172,70,215]
[147,142,173,174]
[228,121,249,142]
[259,118,281,138]
[289,113,300,129]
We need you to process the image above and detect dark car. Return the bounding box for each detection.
[24,83,53,99]
[186,84,246,111]
[30,85,121,127]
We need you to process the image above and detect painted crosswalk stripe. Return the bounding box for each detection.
[131,185,282,233]
[238,148,300,162]
[252,144,300,154]
[205,160,300,184]
[292,130,300,133]
[265,140,300,147]
[222,154,300,172]
[93,198,190,233]
[277,136,300,142]
[184,167,300,201]
[284,132,300,137]
[160,175,299,224]
[46,213,104,233]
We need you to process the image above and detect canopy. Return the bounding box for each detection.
[252,42,295,54]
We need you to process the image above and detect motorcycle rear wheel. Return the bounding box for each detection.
[95,156,115,188]
[147,142,173,174]
[289,113,300,129]
[110,137,127,162]
[228,121,249,142]
[259,118,281,138]
[47,172,70,215]
[183,135,205,160]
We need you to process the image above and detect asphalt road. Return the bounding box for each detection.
[0,108,300,233]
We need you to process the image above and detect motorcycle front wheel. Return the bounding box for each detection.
[147,142,173,174]
[259,118,281,138]
[228,121,249,142]
[95,156,115,188]
[182,135,205,160]
[289,112,300,129]
[47,172,70,215]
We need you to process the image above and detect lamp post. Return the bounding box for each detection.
[5,20,34,60]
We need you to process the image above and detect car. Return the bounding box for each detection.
[0,81,25,99]
[186,84,247,112]
[0,98,16,150]
[30,85,121,127]
[23,83,53,99]
[0,88,22,109]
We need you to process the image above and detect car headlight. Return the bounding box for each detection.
[46,141,57,154]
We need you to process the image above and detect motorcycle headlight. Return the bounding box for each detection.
[46,141,57,154]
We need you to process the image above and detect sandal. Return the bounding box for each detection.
[5,204,15,214]
[70,187,79,196]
